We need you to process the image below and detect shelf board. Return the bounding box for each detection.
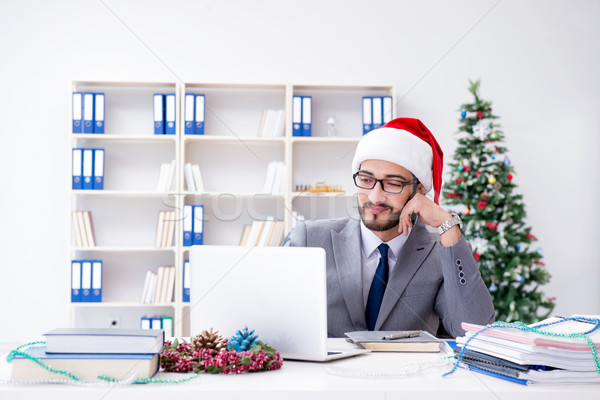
[291,191,353,198]
[73,81,176,89]
[184,191,284,198]
[183,135,285,144]
[291,137,360,144]
[71,246,177,252]
[71,134,177,142]
[72,190,179,197]
[184,82,286,90]
[70,302,176,308]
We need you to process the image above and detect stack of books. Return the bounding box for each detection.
[10,328,163,381]
[156,160,176,192]
[155,210,176,248]
[140,266,175,304]
[262,161,284,194]
[73,211,96,247]
[183,162,205,192]
[239,218,285,247]
[257,109,285,137]
[453,315,600,384]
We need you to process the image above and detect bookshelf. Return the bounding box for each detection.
[69,81,394,336]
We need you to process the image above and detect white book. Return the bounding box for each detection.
[268,221,284,246]
[164,266,175,303]
[73,212,84,247]
[256,109,268,136]
[156,163,170,191]
[154,266,166,304]
[161,266,170,304]
[164,210,176,248]
[165,160,176,192]
[262,109,273,138]
[146,272,157,303]
[184,163,196,192]
[192,164,205,192]
[155,211,165,248]
[271,161,284,194]
[76,211,87,247]
[261,161,276,193]
[82,211,96,247]
[140,269,153,303]
[257,219,274,247]
[245,220,265,247]
[272,109,285,137]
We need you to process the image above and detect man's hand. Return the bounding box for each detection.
[398,193,462,246]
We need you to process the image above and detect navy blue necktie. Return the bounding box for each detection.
[366,243,389,331]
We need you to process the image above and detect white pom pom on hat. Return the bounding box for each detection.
[352,118,444,204]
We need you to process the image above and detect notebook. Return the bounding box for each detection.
[189,245,369,361]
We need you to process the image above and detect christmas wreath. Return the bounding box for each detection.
[160,327,283,374]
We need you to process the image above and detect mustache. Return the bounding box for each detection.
[362,202,392,209]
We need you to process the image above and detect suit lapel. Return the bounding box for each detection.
[375,220,435,330]
[331,218,366,330]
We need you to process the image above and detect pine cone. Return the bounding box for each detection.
[479,192,491,203]
[191,328,227,352]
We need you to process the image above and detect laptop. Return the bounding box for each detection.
[189,245,369,361]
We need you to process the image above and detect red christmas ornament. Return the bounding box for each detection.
[485,221,498,230]
[477,201,487,209]
[463,165,471,172]
[508,174,514,180]
[476,111,484,119]
[473,252,481,260]
[526,232,536,239]
[476,171,481,177]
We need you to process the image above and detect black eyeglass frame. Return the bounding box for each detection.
[353,172,419,194]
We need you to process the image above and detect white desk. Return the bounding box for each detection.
[1,339,599,400]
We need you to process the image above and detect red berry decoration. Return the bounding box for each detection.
[477,201,487,209]
[476,111,484,119]
[508,174,513,180]
[474,252,481,260]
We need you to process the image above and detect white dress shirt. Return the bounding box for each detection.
[360,220,410,307]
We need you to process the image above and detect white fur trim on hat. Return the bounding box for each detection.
[352,128,433,192]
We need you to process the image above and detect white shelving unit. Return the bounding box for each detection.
[69,81,394,336]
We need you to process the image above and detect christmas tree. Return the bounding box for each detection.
[443,79,555,324]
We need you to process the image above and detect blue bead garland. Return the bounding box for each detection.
[444,317,600,378]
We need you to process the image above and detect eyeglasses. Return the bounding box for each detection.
[353,172,419,194]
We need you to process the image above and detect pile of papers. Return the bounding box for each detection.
[454,316,600,384]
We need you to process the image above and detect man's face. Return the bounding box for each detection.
[356,159,417,235]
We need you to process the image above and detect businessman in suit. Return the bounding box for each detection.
[284,118,495,338]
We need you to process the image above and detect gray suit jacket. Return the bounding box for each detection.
[284,217,495,338]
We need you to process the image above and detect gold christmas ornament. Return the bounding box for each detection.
[464,206,471,215]
[488,175,496,185]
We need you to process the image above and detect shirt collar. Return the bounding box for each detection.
[360,220,410,261]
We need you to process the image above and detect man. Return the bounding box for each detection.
[284,118,495,338]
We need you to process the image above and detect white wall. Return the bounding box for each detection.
[0,0,598,343]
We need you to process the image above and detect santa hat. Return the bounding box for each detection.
[351,118,444,204]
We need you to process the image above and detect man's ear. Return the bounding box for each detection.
[417,183,426,195]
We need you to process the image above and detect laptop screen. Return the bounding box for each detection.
[189,245,329,360]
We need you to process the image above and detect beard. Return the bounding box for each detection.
[358,201,402,232]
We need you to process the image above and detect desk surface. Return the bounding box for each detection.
[1,339,599,400]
